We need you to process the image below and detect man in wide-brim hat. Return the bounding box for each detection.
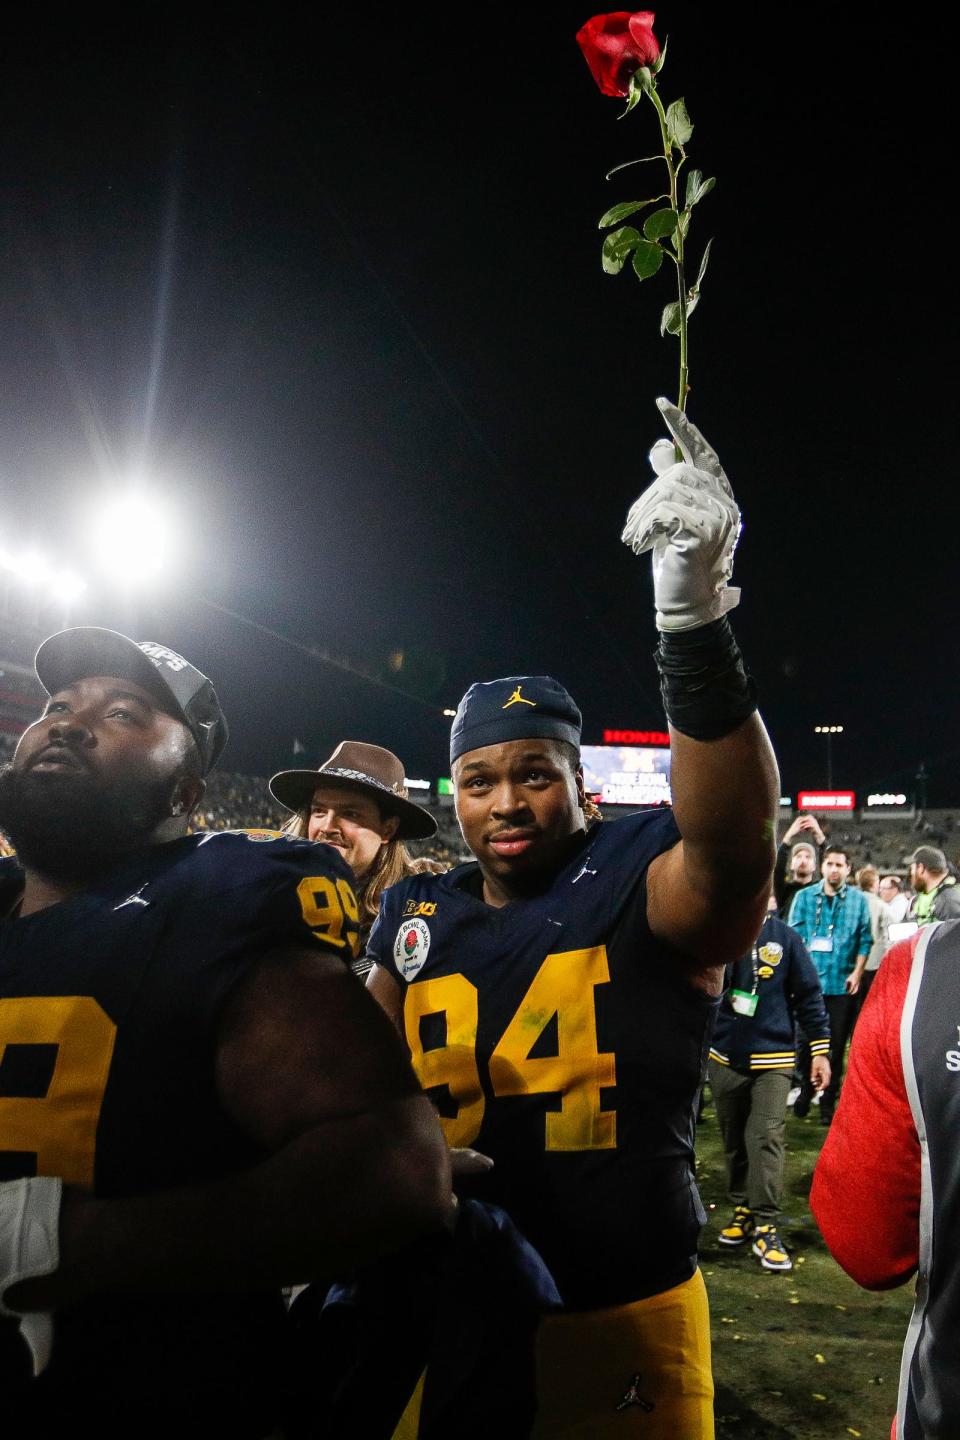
[270,742,438,949]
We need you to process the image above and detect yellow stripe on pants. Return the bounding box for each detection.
[531,1269,714,1439]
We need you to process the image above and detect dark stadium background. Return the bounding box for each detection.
[0,7,952,800]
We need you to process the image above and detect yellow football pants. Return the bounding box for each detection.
[530,1269,714,1439]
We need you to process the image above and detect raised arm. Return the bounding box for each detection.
[772,840,790,910]
[774,816,824,909]
[6,947,450,1314]
[623,401,778,971]
[648,714,778,968]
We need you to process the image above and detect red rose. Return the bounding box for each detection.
[576,11,660,98]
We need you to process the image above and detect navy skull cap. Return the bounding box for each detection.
[450,676,582,765]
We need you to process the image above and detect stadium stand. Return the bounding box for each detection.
[797,813,959,876]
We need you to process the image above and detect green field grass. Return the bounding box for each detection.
[696,1098,912,1439]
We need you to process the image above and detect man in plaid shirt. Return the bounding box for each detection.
[788,846,872,1125]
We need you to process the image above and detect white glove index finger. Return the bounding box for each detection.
[624,404,743,631]
[656,398,724,482]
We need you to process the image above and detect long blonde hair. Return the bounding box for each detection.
[281,806,425,931]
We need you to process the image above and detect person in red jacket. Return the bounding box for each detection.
[811,924,960,1439]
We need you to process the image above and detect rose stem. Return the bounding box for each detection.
[646,81,689,429]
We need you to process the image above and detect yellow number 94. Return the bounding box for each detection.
[405,945,616,1153]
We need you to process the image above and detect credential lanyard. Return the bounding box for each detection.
[813,887,845,939]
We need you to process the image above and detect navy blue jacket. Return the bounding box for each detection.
[709,915,830,1072]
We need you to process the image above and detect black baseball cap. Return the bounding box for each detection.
[450,675,582,765]
[34,627,229,776]
[905,845,948,871]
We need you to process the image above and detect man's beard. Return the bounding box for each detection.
[0,763,176,883]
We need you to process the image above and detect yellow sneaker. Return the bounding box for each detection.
[718,1206,754,1247]
[752,1224,793,1271]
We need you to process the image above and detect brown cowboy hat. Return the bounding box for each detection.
[269,741,437,841]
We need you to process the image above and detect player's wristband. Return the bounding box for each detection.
[655,617,757,741]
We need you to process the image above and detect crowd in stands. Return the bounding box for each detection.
[180,764,960,882]
[803,811,958,875]
[148,778,960,882]
[192,771,288,833]
[0,706,956,880]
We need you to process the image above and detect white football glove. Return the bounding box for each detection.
[0,1176,61,1375]
[622,398,742,632]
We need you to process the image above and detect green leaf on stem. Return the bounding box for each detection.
[601,226,642,274]
[643,207,679,240]
[692,237,714,291]
[598,199,659,228]
[659,239,713,330]
[619,67,650,118]
[660,300,681,335]
[660,293,700,335]
[676,209,691,240]
[666,97,694,147]
[632,240,664,279]
[651,35,669,73]
[685,170,716,208]
[605,156,665,180]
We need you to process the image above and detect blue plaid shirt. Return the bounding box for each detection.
[787,881,873,995]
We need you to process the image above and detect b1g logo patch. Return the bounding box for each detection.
[403,899,437,918]
[394,917,431,979]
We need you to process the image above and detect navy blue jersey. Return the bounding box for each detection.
[367,810,720,1309]
[0,829,360,1435]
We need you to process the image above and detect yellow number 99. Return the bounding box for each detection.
[297,875,360,958]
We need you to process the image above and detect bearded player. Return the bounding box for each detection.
[367,402,778,1438]
[0,627,449,1437]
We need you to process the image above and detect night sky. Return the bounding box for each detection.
[1,8,953,801]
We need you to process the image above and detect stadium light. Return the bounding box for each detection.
[55,572,88,606]
[90,492,172,586]
[4,550,53,587]
[0,548,88,620]
[814,724,844,788]
[442,708,457,718]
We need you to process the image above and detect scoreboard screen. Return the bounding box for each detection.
[581,744,672,807]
